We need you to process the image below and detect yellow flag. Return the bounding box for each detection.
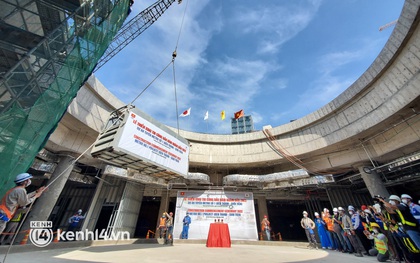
[221,110,225,120]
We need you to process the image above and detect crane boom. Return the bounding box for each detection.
[379,19,398,31]
[94,0,181,72]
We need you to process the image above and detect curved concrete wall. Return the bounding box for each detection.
[53,0,420,174]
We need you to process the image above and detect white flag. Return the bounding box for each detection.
[180,107,191,117]
[204,111,209,120]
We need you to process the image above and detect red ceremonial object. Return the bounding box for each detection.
[234,109,244,119]
[206,223,231,248]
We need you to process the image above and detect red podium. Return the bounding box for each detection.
[206,223,231,247]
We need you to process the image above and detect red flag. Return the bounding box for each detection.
[234,109,244,119]
[180,107,191,117]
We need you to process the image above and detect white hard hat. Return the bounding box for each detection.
[348,205,355,211]
[389,195,401,203]
[14,173,33,183]
[303,211,308,215]
[314,212,319,216]
[373,204,381,213]
[401,194,412,200]
[78,209,82,213]
[333,207,338,212]
[338,207,344,211]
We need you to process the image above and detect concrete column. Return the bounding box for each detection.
[358,166,389,198]
[19,154,75,242]
[82,177,104,232]
[112,181,145,237]
[257,196,269,223]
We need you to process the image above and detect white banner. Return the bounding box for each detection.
[173,191,258,240]
[117,111,189,176]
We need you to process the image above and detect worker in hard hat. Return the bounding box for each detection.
[401,194,420,224]
[314,212,332,249]
[164,212,174,245]
[366,222,390,262]
[158,213,167,238]
[331,207,350,252]
[67,209,86,239]
[348,205,372,254]
[261,215,271,241]
[340,206,364,257]
[300,211,318,249]
[0,173,46,235]
[181,212,192,239]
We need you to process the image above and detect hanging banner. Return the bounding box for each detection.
[116,111,189,176]
[173,191,258,240]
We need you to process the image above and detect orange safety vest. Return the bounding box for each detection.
[323,215,334,231]
[0,186,24,220]
[159,217,166,227]
[261,219,270,231]
[375,236,388,255]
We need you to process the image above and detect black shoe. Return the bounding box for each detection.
[354,253,363,257]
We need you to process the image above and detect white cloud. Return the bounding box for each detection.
[231,1,322,54]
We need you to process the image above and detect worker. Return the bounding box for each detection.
[164,212,174,245]
[300,211,317,249]
[68,209,86,234]
[0,173,45,235]
[181,212,191,239]
[348,205,372,254]
[158,213,167,238]
[261,215,271,241]
[366,222,390,262]
[401,194,420,224]
[340,206,364,257]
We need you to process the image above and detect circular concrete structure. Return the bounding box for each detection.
[52,0,420,193]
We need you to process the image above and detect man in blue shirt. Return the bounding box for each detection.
[181,212,191,239]
[401,194,420,224]
[68,209,86,233]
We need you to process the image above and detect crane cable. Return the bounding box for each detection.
[127,0,189,136]
[173,0,189,134]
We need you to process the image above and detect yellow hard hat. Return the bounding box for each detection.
[370,222,380,229]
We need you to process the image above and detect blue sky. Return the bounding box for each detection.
[95,0,404,134]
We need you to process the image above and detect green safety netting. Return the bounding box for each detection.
[0,0,129,196]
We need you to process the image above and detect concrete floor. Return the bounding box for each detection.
[0,240,381,263]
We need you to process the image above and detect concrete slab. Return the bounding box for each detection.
[0,240,380,263]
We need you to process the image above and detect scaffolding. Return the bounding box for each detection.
[0,0,129,195]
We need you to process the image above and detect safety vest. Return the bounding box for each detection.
[0,186,25,220]
[382,211,398,231]
[10,212,23,222]
[159,217,166,227]
[323,215,334,231]
[375,236,388,254]
[400,232,420,253]
[396,209,417,227]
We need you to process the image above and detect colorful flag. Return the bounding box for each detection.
[204,111,209,120]
[180,107,191,117]
[234,109,244,119]
[221,110,225,120]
